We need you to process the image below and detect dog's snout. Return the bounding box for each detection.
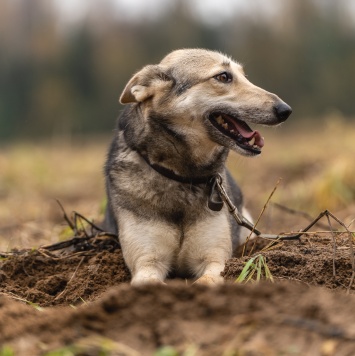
[274,102,292,122]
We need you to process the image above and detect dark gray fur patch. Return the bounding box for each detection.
[103,103,244,250]
[149,114,186,143]
[175,82,193,96]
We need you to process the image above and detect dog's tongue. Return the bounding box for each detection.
[234,122,265,148]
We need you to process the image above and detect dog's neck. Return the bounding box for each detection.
[137,150,214,185]
[121,105,229,179]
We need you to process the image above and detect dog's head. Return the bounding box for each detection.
[120,49,292,157]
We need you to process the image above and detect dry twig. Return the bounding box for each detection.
[271,202,330,230]
[54,257,85,301]
[38,201,120,257]
[244,178,282,257]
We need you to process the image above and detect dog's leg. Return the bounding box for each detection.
[180,212,232,285]
[118,209,179,286]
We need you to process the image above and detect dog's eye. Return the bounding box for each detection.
[214,72,233,83]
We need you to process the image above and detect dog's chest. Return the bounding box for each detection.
[112,158,212,225]
[128,174,209,224]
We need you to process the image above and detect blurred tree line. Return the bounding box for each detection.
[0,0,354,141]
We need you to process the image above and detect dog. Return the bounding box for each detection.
[103,49,292,285]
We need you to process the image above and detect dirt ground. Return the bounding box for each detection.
[1,123,355,355]
[1,233,355,355]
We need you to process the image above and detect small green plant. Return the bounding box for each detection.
[58,226,76,241]
[235,254,274,283]
[43,346,77,356]
[43,337,139,356]
[154,346,179,356]
[0,346,14,356]
[27,301,44,312]
[154,345,198,356]
[43,345,111,356]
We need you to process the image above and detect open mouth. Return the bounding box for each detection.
[209,112,264,154]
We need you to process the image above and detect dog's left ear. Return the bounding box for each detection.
[120,65,171,104]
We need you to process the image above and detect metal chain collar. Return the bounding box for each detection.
[208,174,301,241]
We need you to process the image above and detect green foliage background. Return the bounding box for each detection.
[0,0,354,141]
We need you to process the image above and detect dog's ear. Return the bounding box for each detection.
[120,65,172,104]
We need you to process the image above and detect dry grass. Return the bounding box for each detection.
[1,118,354,251]
[0,136,107,250]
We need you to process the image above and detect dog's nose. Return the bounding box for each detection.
[274,102,292,122]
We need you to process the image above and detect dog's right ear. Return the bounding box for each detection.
[120,65,172,104]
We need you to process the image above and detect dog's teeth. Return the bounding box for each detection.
[249,137,255,146]
[216,116,224,125]
[222,123,228,130]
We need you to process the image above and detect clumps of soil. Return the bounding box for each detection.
[0,249,130,306]
[1,232,355,355]
[0,233,354,307]
[226,234,355,291]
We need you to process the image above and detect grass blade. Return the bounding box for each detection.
[236,256,257,283]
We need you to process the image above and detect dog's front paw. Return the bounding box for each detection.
[131,275,166,286]
[194,274,224,286]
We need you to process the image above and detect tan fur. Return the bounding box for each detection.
[120,49,283,160]
[105,49,291,285]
